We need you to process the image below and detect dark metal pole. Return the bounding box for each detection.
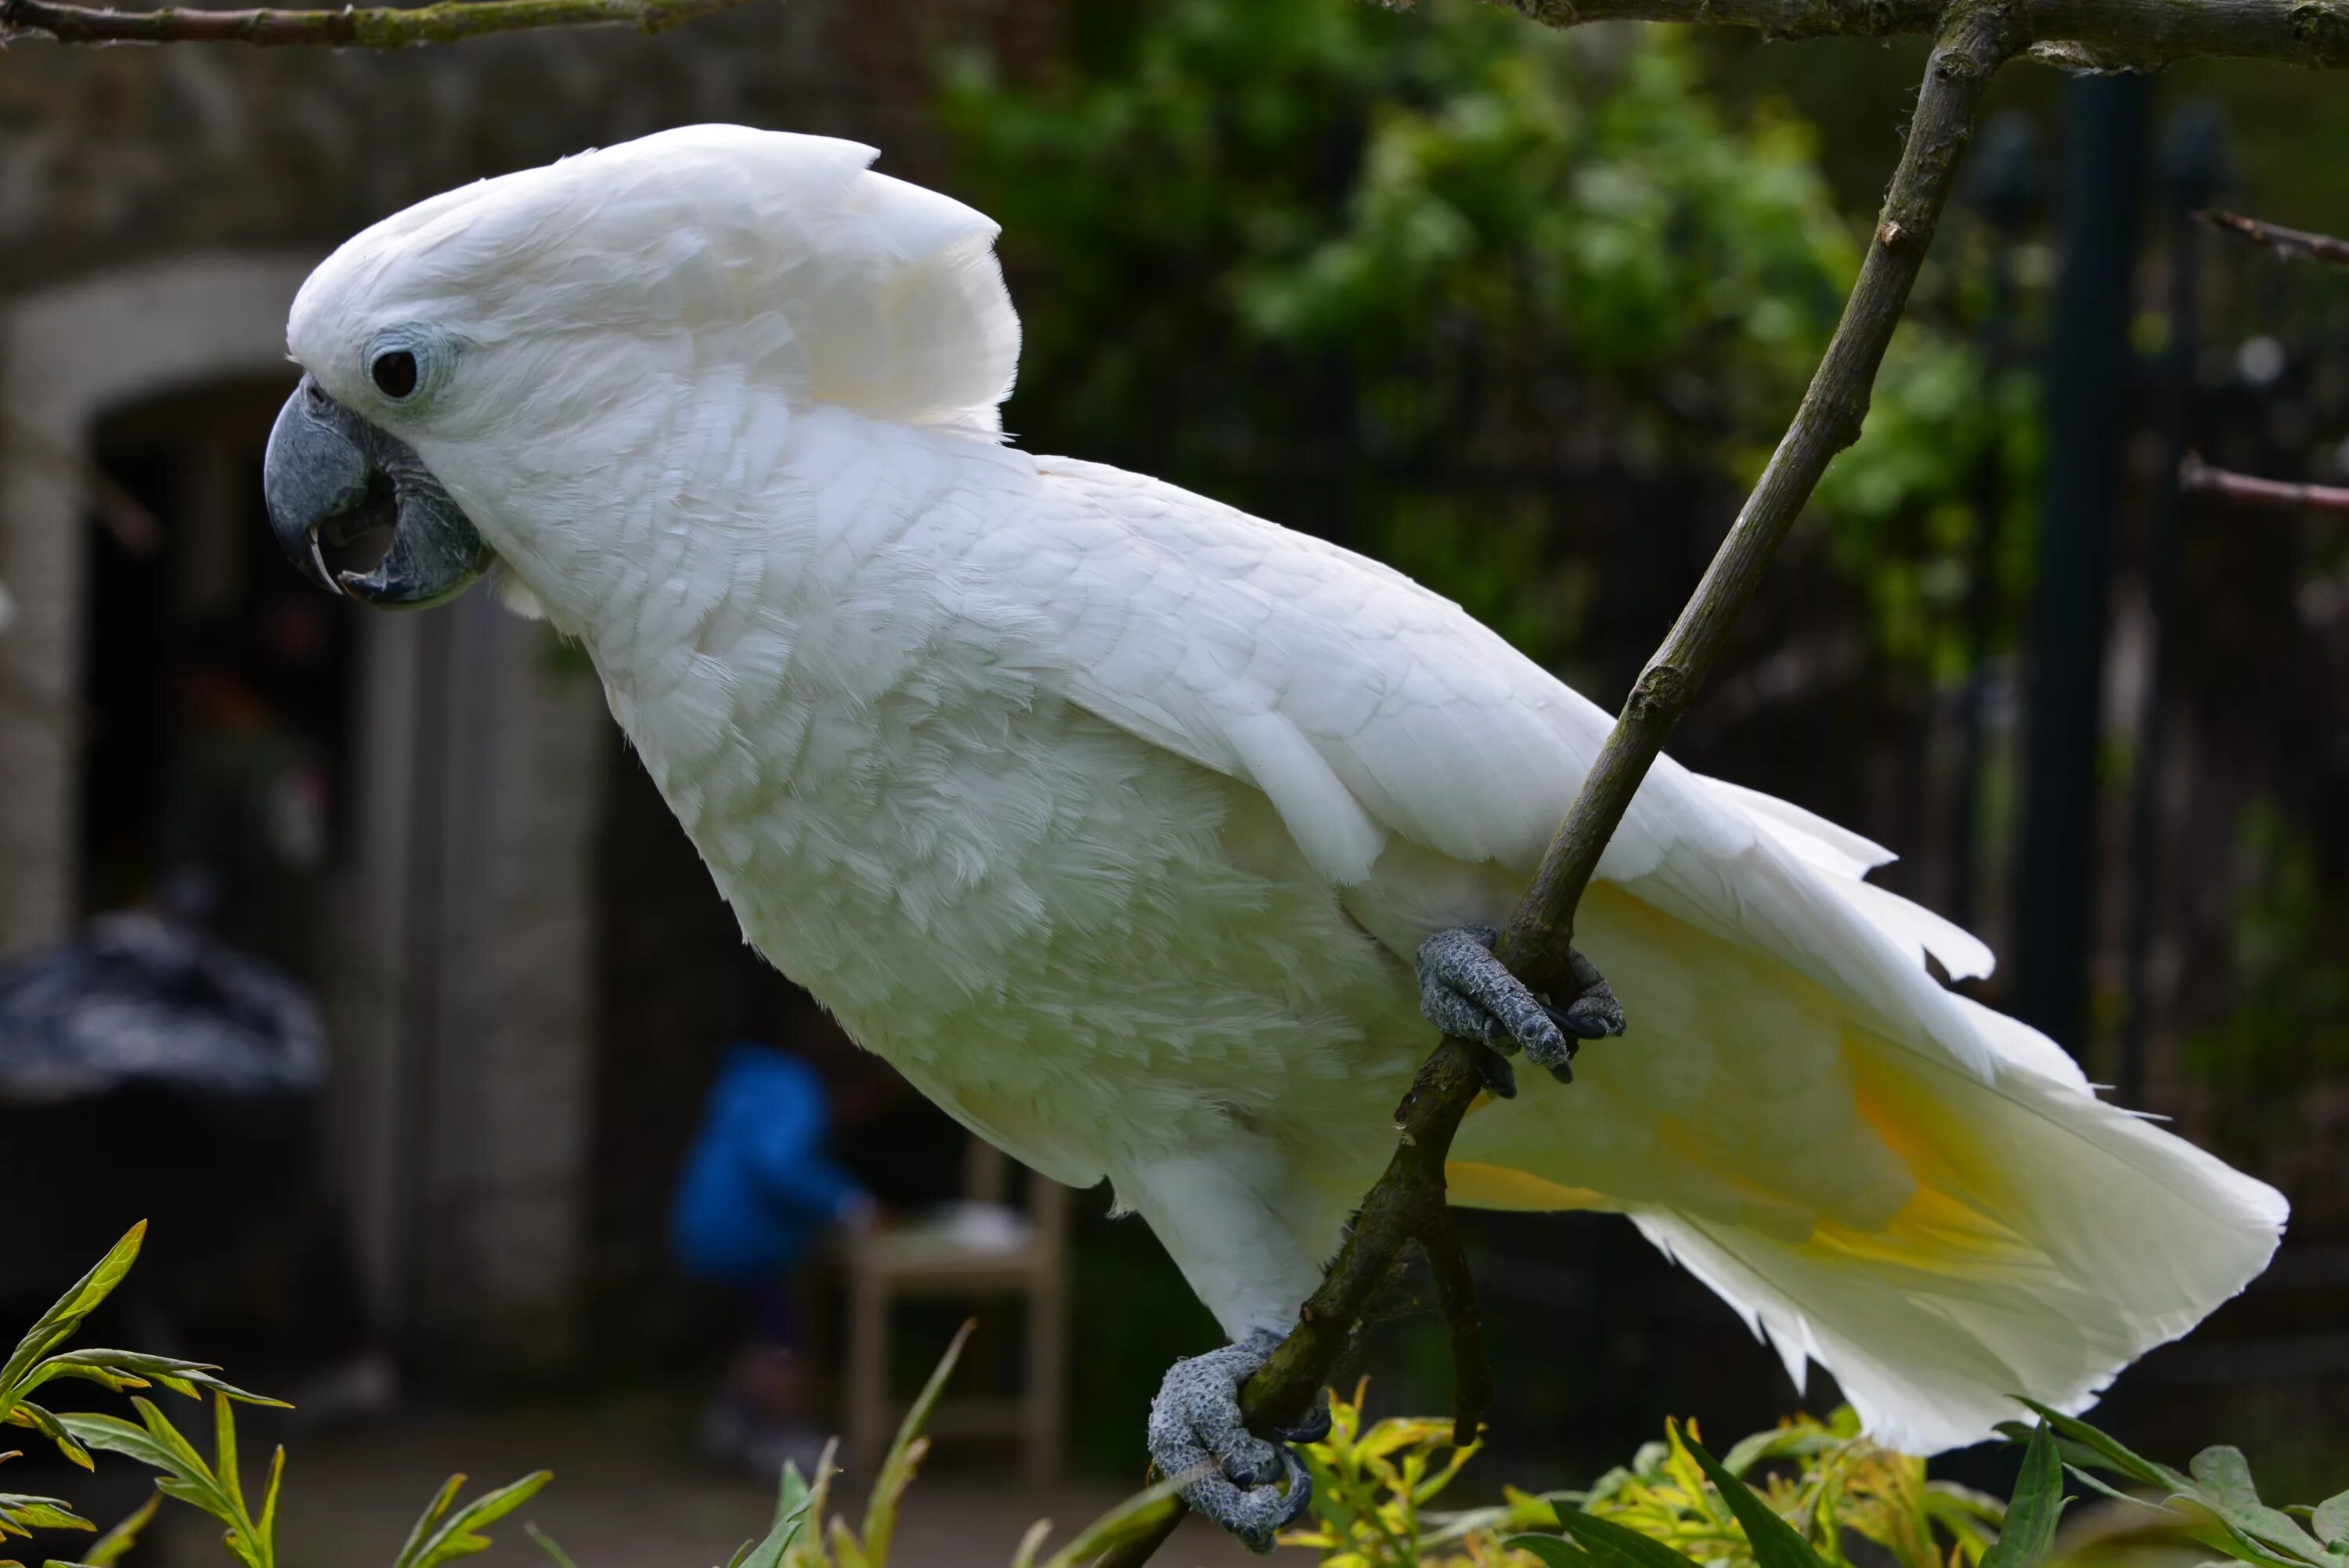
[1950,112,2041,939]
[2116,103,2226,1105]
[2011,75,2149,1054]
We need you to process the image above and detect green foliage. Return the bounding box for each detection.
[0,1224,280,1476]
[939,0,2035,676]
[1997,1402,2349,1568]
[45,1488,160,1568]
[58,1395,284,1568]
[1279,1379,1564,1566]
[1286,1385,2014,1568]
[1980,1425,2068,1568]
[390,1469,553,1568]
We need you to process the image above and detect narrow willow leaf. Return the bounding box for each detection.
[396,1472,554,1568]
[52,1413,174,1476]
[0,1496,90,1533]
[70,1488,161,1568]
[10,1406,91,1471]
[861,1321,973,1566]
[1982,1423,2067,1568]
[2015,1403,2190,1494]
[1507,1537,1604,1568]
[258,1446,285,1548]
[1038,1475,1190,1568]
[525,1522,583,1568]
[1553,1506,1719,1568]
[1009,1517,1053,1568]
[0,1227,145,1404]
[1686,1435,1836,1568]
[392,1476,467,1568]
[214,1395,245,1519]
[38,1353,284,1409]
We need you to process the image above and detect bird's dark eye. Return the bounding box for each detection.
[371,349,420,399]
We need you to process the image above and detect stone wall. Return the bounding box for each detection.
[0,0,1059,1372]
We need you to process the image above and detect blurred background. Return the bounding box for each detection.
[1,0,2345,1559]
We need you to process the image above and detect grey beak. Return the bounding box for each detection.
[263,376,493,608]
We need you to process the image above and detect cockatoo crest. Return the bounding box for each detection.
[287,126,1020,438]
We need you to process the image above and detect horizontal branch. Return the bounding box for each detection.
[1497,0,2347,70]
[2181,454,2349,513]
[2197,210,2349,269]
[0,0,753,45]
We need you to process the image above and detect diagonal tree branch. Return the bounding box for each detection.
[2181,454,2349,513]
[0,0,754,46]
[1095,6,2020,1563]
[2196,209,2349,268]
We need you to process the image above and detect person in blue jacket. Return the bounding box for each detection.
[672,1040,878,1471]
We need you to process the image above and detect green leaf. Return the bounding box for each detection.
[2014,1402,2191,1494]
[392,1471,554,1568]
[49,1489,161,1568]
[1037,1475,1191,1568]
[393,1476,465,1568]
[53,1411,179,1476]
[2185,1448,2333,1566]
[1551,1507,1719,1568]
[1983,1423,2068,1568]
[2312,1491,2348,1552]
[1686,1435,1836,1568]
[0,1227,145,1408]
[33,1352,283,1408]
[733,1462,816,1568]
[860,1320,973,1566]
[526,1522,584,1568]
[9,1405,92,1471]
[0,1494,92,1534]
[1506,1535,1604,1568]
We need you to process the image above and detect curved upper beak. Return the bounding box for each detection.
[264,376,494,608]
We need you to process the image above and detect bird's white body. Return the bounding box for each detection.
[286,126,2286,1455]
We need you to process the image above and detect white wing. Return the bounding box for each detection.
[954,451,2283,1452]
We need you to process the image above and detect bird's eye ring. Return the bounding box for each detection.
[371,349,420,400]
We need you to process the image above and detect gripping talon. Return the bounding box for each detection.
[1148,1332,1319,1552]
[1415,924,1627,1079]
[1279,1389,1333,1446]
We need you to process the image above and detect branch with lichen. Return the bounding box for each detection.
[0,0,752,45]
[1095,6,2022,1563]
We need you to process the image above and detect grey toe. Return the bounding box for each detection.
[1415,925,1570,1065]
[1148,1331,1312,1546]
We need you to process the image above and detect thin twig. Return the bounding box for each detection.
[1093,7,2019,1564]
[1497,0,2342,70]
[2196,210,2349,269]
[0,0,754,45]
[2181,453,2349,513]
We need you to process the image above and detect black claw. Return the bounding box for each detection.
[1279,1396,1333,1447]
[1473,1047,1519,1099]
[1274,1455,1316,1530]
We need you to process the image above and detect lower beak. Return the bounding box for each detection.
[263,376,493,608]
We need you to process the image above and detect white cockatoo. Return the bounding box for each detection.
[264,127,2285,1544]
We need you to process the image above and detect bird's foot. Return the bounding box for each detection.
[1416,924,1626,1084]
[1146,1330,1320,1552]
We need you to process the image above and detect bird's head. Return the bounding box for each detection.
[265,124,1019,614]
